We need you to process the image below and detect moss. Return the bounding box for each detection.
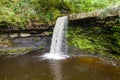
[0,48,33,55]
[68,25,120,60]
[68,27,106,53]
[38,46,44,50]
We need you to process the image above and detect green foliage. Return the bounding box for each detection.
[100,3,120,19]
[111,24,120,53]
[34,0,69,22]
[0,0,38,28]
[0,0,69,27]
[68,25,120,55]
[68,27,108,54]
[0,0,120,28]
[64,0,120,13]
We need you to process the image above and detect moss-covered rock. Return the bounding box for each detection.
[68,24,120,61]
[0,48,33,57]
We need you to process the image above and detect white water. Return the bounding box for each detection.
[42,16,69,60]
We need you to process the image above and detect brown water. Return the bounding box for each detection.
[0,52,120,80]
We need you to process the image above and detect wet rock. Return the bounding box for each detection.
[20,33,31,37]
[0,35,51,58]
[10,33,19,38]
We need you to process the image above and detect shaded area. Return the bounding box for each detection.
[69,16,119,27]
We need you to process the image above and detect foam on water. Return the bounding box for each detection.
[42,53,69,60]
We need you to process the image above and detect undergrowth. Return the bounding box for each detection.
[68,24,120,60]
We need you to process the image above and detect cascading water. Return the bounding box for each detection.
[42,16,69,60]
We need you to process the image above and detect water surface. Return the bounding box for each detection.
[0,52,120,80]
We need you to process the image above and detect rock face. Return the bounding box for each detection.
[0,35,51,57]
[0,39,12,48]
[69,10,103,21]
[69,10,120,21]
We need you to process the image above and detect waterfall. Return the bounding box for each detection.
[42,16,69,60]
[50,16,68,54]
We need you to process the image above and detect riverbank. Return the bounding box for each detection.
[0,35,51,58]
[0,44,119,67]
[68,46,120,67]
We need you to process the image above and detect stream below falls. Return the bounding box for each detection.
[0,50,120,80]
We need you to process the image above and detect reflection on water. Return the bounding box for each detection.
[0,53,120,80]
[49,60,62,80]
